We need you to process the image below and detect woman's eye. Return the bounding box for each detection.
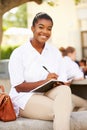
[39,26,43,29]
[48,28,52,31]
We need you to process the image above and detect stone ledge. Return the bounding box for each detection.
[0,111,87,130]
[1,79,87,130]
[0,117,53,130]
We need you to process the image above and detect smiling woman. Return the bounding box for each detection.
[8,12,72,130]
[30,12,53,53]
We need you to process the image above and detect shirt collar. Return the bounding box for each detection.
[27,40,49,51]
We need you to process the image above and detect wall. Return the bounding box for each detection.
[27,0,83,60]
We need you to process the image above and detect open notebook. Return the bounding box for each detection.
[31,79,64,93]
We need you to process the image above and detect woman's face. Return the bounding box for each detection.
[31,19,53,44]
[70,51,76,61]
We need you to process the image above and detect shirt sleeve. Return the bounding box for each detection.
[62,57,84,81]
[72,62,84,79]
[55,51,68,82]
[8,49,24,88]
[57,58,68,82]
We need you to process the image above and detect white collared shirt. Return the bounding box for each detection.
[9,41,67,115]
[63,56,84,81]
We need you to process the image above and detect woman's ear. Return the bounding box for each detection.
[31,26,34,33]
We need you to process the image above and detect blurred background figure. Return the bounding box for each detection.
[79,59,87,78]
[59,46,84,81]
[59,46,87,111]
[59,47,66,57]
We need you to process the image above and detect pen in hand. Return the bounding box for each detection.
[43,66,59,80]
[43,66,50,73]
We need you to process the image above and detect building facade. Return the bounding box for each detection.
[27,0,87,60]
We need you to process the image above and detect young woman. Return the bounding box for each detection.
[59,46,87,111]
[59,46,84,81]
[9,12,72,130]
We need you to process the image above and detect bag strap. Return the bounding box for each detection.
[0,94,9,109]
[0,85,5,93]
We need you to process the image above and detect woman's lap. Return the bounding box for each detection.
[19,94,54,120]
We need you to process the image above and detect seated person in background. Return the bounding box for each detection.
[59,46,84,81]
[59,46,87,111]
[59,47,66,57]
[79,59,87,78]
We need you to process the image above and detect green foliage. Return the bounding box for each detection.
[2,0,81,31]
[1,44,20,59]
[3,3,28,30]
[46,0,80,6]
[74,0,81,5]
[47,1,55,6]
[46,0,58,6]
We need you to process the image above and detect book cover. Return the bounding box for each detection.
[31,79,64,93]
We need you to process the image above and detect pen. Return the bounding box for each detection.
[43,66,50,73]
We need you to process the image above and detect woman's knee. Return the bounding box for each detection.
[54,85,71,97]
[57,85,71,94]
[45,85,71,100]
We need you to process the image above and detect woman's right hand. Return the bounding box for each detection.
[46,73,58,81]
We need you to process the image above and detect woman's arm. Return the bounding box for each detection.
[15,79,48,92]
[15,73,58,92]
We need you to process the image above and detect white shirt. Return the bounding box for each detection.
[8,41,67,116]
[63,56,84,81]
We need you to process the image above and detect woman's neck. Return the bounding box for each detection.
[30,39,45,54]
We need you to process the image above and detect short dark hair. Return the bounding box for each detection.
[80,59,86,66]
[32,12,53,26]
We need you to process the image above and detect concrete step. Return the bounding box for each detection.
[0,111,87,130]
[1,79,87,130]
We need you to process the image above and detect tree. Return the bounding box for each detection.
[0,0,80,45]
[0,0,42,45]
[3,4,28,30]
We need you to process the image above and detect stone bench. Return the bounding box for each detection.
[0,111,87,130]
[1,79,87,130]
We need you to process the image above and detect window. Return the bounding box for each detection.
[81,31,87,58]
